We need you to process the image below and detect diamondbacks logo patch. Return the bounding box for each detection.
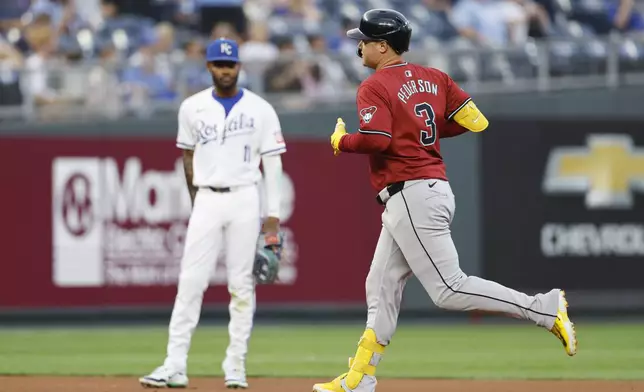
[360,106,377,124]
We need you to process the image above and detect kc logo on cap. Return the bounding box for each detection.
[220,42,232,55]
[206,38,239,62]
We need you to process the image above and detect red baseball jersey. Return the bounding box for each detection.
[339,61,471,191]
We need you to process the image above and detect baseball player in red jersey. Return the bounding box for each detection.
[312,9,577,392]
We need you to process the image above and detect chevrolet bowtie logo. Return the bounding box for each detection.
[542,134,644,209]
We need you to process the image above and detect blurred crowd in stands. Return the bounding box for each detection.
[0,0,643,119]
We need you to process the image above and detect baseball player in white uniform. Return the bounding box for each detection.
[139,38,286,390]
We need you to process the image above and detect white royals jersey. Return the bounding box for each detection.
[176,87,286,188]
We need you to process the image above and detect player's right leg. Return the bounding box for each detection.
[312,226,412,392]
[140,189,224,388]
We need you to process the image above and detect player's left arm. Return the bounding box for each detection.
[260,104,287,245]
[332,82,392,154]
[260,154,282,241]
[440,121,469,139]
[444,74,489,133]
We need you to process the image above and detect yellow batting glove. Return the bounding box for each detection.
[330,117,347,156]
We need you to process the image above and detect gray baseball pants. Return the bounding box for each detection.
[365,179,560,345]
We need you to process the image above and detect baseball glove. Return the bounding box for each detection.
[253,231,284,284]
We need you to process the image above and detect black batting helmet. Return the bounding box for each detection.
[346,9,412,55]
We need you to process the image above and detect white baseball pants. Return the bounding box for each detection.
[163,185,261,372]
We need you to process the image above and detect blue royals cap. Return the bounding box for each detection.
[206,38,240,62]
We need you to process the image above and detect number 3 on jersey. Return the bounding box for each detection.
[414,102,437,146]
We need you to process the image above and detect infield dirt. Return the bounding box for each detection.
[1,376,643,392]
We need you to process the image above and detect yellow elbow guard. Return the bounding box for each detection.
[452,101,489,132]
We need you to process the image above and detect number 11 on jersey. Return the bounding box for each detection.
[414,102,437,146]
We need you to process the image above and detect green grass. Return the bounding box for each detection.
[0,323,643,380]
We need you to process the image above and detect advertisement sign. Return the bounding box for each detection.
[0,138,381,308]
[51,156,299,288]
[482,120,644,291]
